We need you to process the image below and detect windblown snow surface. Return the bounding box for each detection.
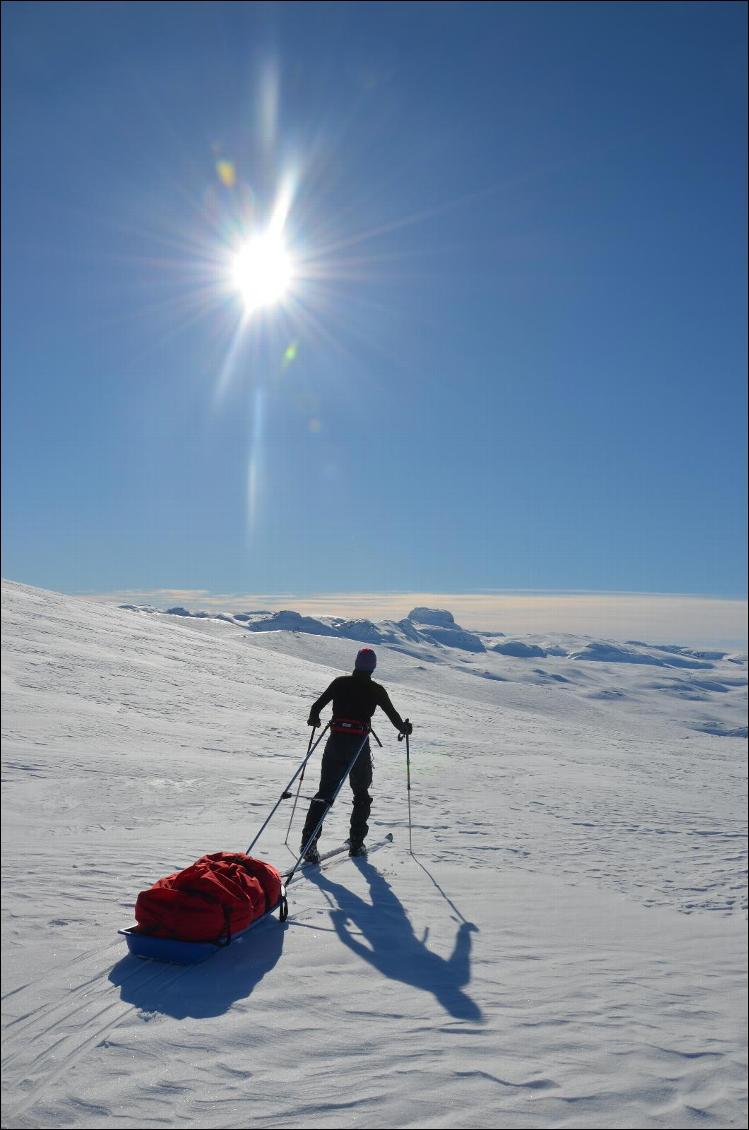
[1,580,747,1130]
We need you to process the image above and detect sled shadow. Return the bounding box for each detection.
[108,917,285,1018]
[308,859,484,1023]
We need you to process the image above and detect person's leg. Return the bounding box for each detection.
[300,736,347,851]
[348,741,373,848]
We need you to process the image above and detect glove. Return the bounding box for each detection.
[308,714,321,728]
[400,720,413,737]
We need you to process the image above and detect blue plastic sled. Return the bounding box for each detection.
[119,894,286,965]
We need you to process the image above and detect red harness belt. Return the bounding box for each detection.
[330,717,369,735]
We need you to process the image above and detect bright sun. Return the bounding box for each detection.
[231,231,293,314]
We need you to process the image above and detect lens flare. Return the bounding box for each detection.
[216,159,237,188]
[231,231,293,313]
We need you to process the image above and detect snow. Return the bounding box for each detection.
[408,607,458,627]
[492,640,548,658]
[2,579,747,1129]
[568,641,714,670]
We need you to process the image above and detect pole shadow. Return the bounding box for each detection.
[308,859,483,1023]
[108,916,285,1019]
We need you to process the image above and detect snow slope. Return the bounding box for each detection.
[1,580,747,1129]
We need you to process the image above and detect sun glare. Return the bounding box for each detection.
[231,231,293,314]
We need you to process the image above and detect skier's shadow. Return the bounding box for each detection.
[108,918,285,1019]
[307,859,483,1023]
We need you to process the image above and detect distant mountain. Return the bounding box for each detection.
[124,602,489,655]
[114,598,749,672]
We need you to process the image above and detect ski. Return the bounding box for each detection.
[283,845,346,878]
[284,832,393,886]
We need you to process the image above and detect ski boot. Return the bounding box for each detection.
[348,839,368,858]
[302,842,320,865]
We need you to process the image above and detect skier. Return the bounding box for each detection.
[300,647,412,862]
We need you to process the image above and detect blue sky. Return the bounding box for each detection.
[2,1,747,604]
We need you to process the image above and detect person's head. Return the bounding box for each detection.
[354,647,377,674]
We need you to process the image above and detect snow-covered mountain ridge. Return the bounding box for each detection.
[121,597,747,668]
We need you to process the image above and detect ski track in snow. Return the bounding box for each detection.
[1,580,747,1129]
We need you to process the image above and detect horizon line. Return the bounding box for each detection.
[73,585,747,603]
[1,577,746,607]
[2,578,745,649]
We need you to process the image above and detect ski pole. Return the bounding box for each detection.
[245,722,330,853]
[406,728,413,853]
[398,720,413,854]
[283,725,318,846]
[286,730,371,884]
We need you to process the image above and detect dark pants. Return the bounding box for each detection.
[301,732,372,849]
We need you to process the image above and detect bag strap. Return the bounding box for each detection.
[216,904,232,947]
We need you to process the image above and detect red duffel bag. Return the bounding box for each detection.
[135,852,283,943]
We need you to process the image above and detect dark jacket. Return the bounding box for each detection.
[308,670,405,731]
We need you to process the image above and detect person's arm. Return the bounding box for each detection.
[307,679,338,726]
[375,685,410,733]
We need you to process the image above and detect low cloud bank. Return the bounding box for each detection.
[84,589,747,650]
